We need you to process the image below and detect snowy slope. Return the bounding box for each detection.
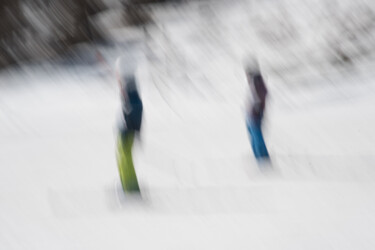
[1,0,375,249]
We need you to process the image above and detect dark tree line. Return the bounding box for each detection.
[0,0,107,67]
[0,0,188,68]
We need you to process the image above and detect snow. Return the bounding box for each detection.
[1,0,375,249]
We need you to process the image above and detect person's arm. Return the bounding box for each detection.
[254,75,267,99]
[249,74,267,117]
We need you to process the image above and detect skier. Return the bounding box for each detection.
[115,57,143,193]
[245,60,270,161]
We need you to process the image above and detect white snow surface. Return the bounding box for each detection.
[2,0,375,249]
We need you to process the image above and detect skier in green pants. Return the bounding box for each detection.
[115,57,143,193]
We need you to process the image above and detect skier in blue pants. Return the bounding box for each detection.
[245,60,270,160]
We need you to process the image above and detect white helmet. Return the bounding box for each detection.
[116,56,138,91]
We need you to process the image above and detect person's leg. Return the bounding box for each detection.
[117,130,140,192]
[256,127,269,158]
[247,118,260,157]
[247,118,269,159]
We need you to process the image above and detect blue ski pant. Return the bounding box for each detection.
[246,118,269,159]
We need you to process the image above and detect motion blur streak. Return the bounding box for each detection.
[1,0,375,249]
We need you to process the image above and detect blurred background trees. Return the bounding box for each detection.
[0,0,172,68]
[1,0,375,72]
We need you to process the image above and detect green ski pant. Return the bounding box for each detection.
[116,131,140,192]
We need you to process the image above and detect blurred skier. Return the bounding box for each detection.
[115,57,143,193]
[245,60,270,160]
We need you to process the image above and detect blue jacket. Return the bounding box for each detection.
[122,89,143,131]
